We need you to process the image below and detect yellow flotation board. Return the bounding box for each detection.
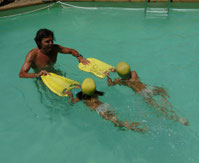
[41,73,80,97]
[78,58,114,79]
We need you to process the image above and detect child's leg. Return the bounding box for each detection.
[124,121,147,132]
[165,109,189,126]
[146,98,172,116]
[100,111,146,132]
[153,86,169,98]
[151,86,172,107]
[146,98,189,126]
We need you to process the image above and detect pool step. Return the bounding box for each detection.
[145,7,168,19]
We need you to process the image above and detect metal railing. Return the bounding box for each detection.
[145,0,172,18]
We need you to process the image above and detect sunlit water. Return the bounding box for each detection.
[0,3,199,163]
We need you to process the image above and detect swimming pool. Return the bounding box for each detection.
[0,2,199,163]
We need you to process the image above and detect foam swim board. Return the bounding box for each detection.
[41,73,80,97]
[78,58,114,79]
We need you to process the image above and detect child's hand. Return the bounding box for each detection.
[109,68,116,72]
[104,71,109,76]
[74,84,81,89]
[64,90,72,95]
[179,118,189,126]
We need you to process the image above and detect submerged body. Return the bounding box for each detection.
[105,66,188,126]
[65,88,146,133]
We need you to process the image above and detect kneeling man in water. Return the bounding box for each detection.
[19,29,89,78]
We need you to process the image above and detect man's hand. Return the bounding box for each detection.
[78,57,90,65]
[36,70,49,78]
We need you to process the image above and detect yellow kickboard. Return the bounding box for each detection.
[78,58,114,79]
[41,73,80,97]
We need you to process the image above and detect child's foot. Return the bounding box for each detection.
[179,118,189,126]
[128,122,147,133]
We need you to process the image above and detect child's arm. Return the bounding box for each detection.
[104,71,120,86]
[64,90,80,104]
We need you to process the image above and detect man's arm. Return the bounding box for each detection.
[19,52,48,78]
[57,45,89,65]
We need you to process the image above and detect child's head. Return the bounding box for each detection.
[116,62,131,78]
[81,78,96,95]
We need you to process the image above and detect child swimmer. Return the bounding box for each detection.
[64,78,146,133]
[105,62,189,126]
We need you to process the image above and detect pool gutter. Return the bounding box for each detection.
[1,0,199,12]
[0,0,44,11]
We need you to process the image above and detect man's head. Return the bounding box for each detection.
[81,78,96,96]
[116,62,131,78]
[34,29,55,49]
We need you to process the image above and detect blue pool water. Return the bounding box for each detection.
[0,2,199,163]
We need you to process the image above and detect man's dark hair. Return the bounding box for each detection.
[34,29,55,49]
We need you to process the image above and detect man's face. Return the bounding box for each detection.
[40,35,54,50]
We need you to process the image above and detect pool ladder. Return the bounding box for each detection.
[145,0,172,18]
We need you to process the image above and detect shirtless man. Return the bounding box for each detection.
[19,29,89,78]
[64,78,146,132]
[105,62,188,126]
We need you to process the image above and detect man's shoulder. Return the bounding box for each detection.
[53,44,59,47]
[53,44,61,51]
[26,48,39,60]
[29,48,39,55]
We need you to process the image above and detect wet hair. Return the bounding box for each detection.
[76,91,104,100]
[34,29,55,49]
